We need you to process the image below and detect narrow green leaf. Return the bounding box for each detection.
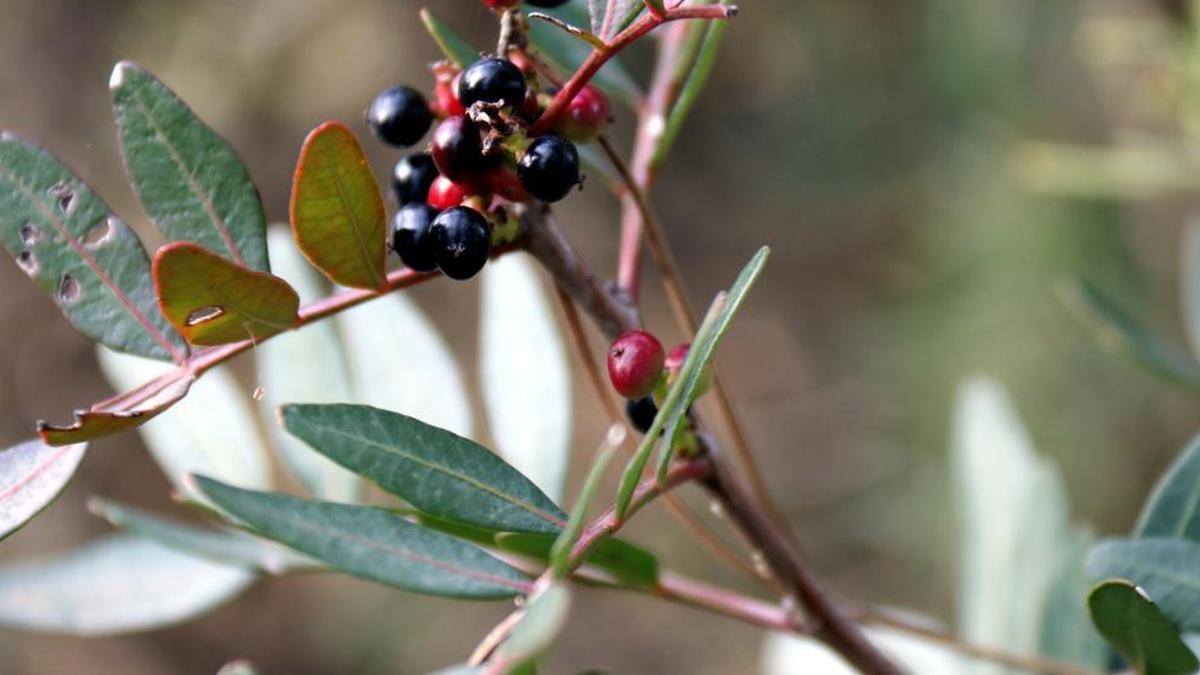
[0,439,86,540]
[153,241,299,345]
[428,665,482,675]
[498,583,571,670]
[480,254,572,502]
[111,62,269,271]
[0,132,186,362]
[1087,538,1200,630]
[652,15,728,169]
[1061,279,1200,391]
[550,444,616,578]
[1088,580,1199,675]
[193,476,531,599]
[420,8,482,69]
[1136,431,1200,541]
[282,404,567,534]
[528,15,643,109]
[0,534,254,635]
[289,122,386,290]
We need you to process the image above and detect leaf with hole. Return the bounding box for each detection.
[289,122,386,290]
[0,534,255,635]
[194,477,531,599]
[1088,580,1199,675]
[153,241,299,345]
[0,439,86,540]
[1087,538,1200,630]
[0,132,186,362]
[111,61,268,271]
[282,404,567,534]
[37,376,193,446]
[1136,431,1200,541]
[420,9,482,69]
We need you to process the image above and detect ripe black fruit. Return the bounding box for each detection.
[625,397,658,434]
[432,206,491,280]
[458,58,527,109]
[517,135,580,202]
[391,203,441,272]
[366,86,433,147]
[431,115,485,183]
[392,153,438,206]
[526,0,570,6]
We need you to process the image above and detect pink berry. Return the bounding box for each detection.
[607,330,665,399]
[427,175,471,210]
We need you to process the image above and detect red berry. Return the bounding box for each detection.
[428,175,471,210]
[483,0,519,7]
[553,84,611,142]
[607,331,665,399]
[483,166,531,202]
[434,73,467,118]
[431,115,485,183]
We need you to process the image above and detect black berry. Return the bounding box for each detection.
[391,203,441,272]
[458,58,527,109]
[526,0,570,6]
[366,86,433,147]
[517,135,580,202]
[392,153,438,206]
[432,206,491,280]
[431,115,485,183]
[625,397,658,434]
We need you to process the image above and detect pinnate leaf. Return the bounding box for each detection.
[194,476,531,599]
[0,132,186,362]
[153,241,299,345]
[1088,580,1198,675]
[282,404,567,534]
[290,122,386,290]
[111,61,269,271]
[0,439,86,540]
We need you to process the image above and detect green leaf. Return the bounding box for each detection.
[1037,532,1111,669]
[36,375,193,446]
[193,477,531,599]
[282,404,567,534]
[0,534,254,635]
[153,241,299,345]
[1010,141,1200,201]
[89,498,311,574]
[428,665,482,675]
[111,61,269,271]
[258,228,360,501]
[420,8,482,69]
[1060,279,1200,391]
[584,0,644,41]
[1088,580,1199,675]
[1181,222,1200,360]
[550,444,616,578]
[1136,432,1200,540]
[498,583,571,671]
[652,13,729,169]
[1087,538,1200,630]
[0,132,186,362]
[497,533,659,589]
[480,254,572,502]
[0,439,86,540]
[289,122,386,290]
[97,347,270,501]
[528,13,643,109]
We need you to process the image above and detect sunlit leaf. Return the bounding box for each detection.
[153,241,299,345]
[37,376,193,446]
[0,439,86,540]
[1087,538,1200,630]
[1088,580,1198,675]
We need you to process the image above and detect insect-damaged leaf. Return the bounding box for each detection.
[0,132,186,362]
[111,61,269,271]
[37,376,193,446]
[153,241,299,346]
[0,439,87,540]
[290,122,387,290]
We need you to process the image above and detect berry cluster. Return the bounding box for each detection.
[365,46,609,281]
[606,331,712,433]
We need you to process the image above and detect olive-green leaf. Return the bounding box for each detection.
[282,404,568,534]
[1137,432,1200,541]
[111,61,269,271]
[529,12,642,109]
[497,533,659,589]
[1088,580,1199,675]
[0,439,86,540]
[0,132,186,362]
[193,476,531,599]
[289,122,386,290]
[1087,538,1200,630]
[420,8,482,69]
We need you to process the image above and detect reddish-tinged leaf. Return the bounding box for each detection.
[290,122,387,290]
[153,242,299,346]
[38,377,193,446]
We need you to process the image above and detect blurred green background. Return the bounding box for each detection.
[0,0,1195,672]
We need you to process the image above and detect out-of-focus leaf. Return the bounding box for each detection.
[216,660,260,675]
[528,14,642,109]
[1087,538,1200,630]
[110,62,268,271]
[153,241,299,345]
[1136,432,1200,540]
[419,8,481,69]
[585,0,644,40]
[652,14,729,169]
[289,122,386,290]
[282,404,566,534]
[258,227,358,501]
[0,132,186,362]
[0,534,254,635]
[428,665,481,675]
[497,533,659,589]
[1010,141,1200,200]
[337,292,472,439]
[953,376,1075,674]
[1088,580,1199,675]
[1181,221,1200,360]
[0,439,86,540]
[549,444,615,577]
[480,254,572,502]
[498,583,571,671]
[761,625,964,675]
[90,498,311,574]
[194,477,531,599]
[97,347,269,500]
[37,376,193,446]
[1037,531,1110,669]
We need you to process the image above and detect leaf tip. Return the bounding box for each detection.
[109,60,139,90]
